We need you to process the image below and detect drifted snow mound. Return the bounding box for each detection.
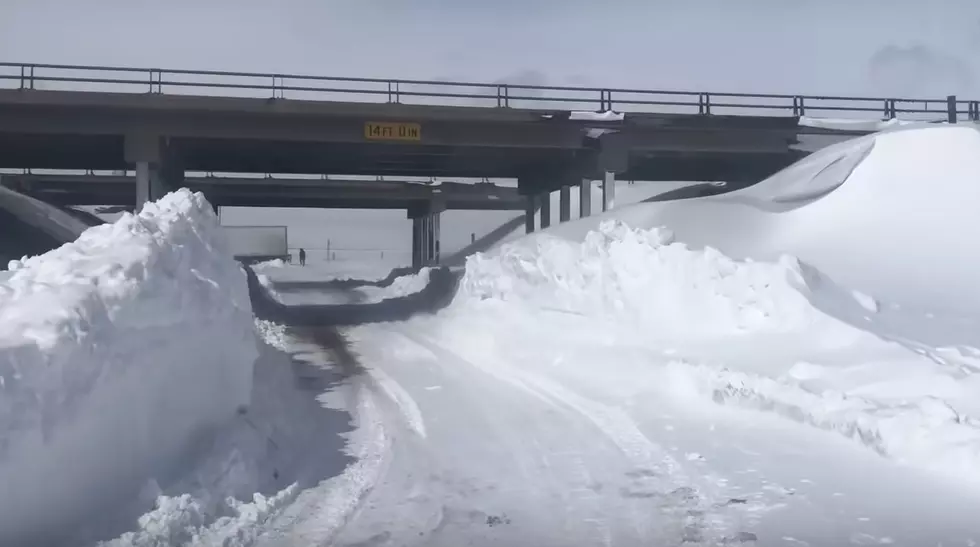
[542,125,980,312]
[458,220,865,340]
[0,189,257,546]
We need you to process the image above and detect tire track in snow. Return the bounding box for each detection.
[363,365,427,439]
[256,384,389,547]
[396,328,754,545]
[253,327,392,547]
[336,324,580,547]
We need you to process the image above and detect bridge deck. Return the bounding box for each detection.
[0,61,970,198]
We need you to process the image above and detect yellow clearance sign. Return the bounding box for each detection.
[364,121,422,141]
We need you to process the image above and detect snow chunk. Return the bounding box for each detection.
[0,189,258,546]
[667,360,980,487]
[798,116,923,132]
[570,110,625,122]
[851,290,879,313]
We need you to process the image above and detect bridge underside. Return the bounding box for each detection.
[0,132,803,186]
[1,175,527,211]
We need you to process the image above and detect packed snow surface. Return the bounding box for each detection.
[460,218,980,489]
[0,189,258,546]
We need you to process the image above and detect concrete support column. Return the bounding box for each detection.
[410,211,442,268]
[424,217,431,265]
[135,162,151,211]
[559,186,571,222]
[602,171,616,212]
[525,196,536,234]
[415,219,424,269]
[412,217,424,270]
[579,179,592,218]
[539,192,551,229]
[408,199,445,269]
[125,134,183,210]
[431,213,441,263]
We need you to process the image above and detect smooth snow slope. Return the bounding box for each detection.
[0,189,258,546]
[543,124,980,313]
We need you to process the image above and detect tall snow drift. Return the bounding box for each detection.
[540,125,980,313]
[0,189,257,546]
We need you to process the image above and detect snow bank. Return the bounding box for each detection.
[0,189,257,546]
[355,268,432,304]
[252,258,287,270]
[98,320,366,547]
[458,220,861,341]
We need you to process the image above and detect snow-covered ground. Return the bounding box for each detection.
[331,125,980,545]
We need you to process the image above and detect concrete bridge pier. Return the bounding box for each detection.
[520,170,586,232]
[524,197,536,234]
[409,200,445,269]
[579,179,592,218]
[539,192,552,229]
[602,171,616,212]
[594,132,628,215]
[559,186,571,222]
[125,134,183,210]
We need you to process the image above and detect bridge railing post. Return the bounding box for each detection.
[947,95,957,124]
[792,96,806,116]
[385,81,401,104]
[271,75,285,99]
[698,93,711,115]
[496,84,510,107]
[20,64,36,90]
[884,98,897,119]
[148,69,163,94]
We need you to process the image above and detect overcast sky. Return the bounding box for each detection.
[3,0,980,98]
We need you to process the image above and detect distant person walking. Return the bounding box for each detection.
[298,248,307,266]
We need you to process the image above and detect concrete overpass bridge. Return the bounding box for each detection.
[1,61,975,268]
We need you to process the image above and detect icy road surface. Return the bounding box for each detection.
[314,317,980,547]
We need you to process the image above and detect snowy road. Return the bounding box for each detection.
[323,315,980,547]
[334,324,748,547]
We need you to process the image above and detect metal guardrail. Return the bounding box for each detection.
[1,61,979,120]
